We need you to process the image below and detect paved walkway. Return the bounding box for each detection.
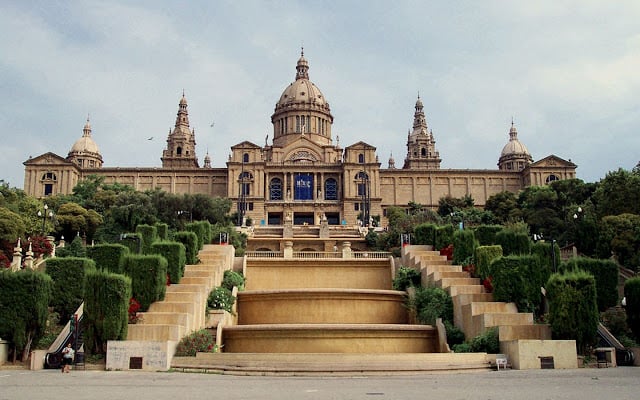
[1,367,639,400]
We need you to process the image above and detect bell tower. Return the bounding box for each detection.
[162,93,199,168]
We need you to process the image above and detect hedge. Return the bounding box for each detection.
[173,231,199,265]
[531,241,560,274]
[45,257,96,323]
[560,257,619,311]
[185,222,206,251]
[122,254,168,311]
[0,270,52,360]
[119,233,143,254]
[414,223,437,246]
[473,225,504,246]
[86,244,130,273]
[410,286,454,325]
[547,271,598,354]
[155,223,169,241]
[135,224,158,255]
[435,225,454,251]
[491,255,546,313]
[151,241,186,284]
[474,245,503,280]
[84,270,131,354]
[625,277,640,341]
[452,229,477,265]
[495,230,531,255]
[222,270,245,291]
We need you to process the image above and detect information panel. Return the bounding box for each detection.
[294,173,314,200]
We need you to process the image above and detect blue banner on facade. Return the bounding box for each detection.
[294,173,313,200]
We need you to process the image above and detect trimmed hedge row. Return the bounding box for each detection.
[547,271,598,354]
[122,254,167,311]
[414,223,437,247]
[474,245,503,280]
[0,270,52,358]
[84,270,131,354]
[473,225,503,246]
[435,225,454,251]
[185,222,206,251]
[173,231,199,265]
[560,257,619,311]
[136,224,158,255]
[531,241,560,274]
[495,230,530,255]
[86,244,130,273]
[155,222,169,241]
[119,233,143,254]
[452,229,477,265]
[45,257,96,323]
[151,241,186,284]
[491,255,548,313]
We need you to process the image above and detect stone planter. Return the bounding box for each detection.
[207,310,225,329]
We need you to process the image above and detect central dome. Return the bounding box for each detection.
[271,50,334,148]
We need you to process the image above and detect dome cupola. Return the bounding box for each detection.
[67,116,103,168]
[498,120,533,171]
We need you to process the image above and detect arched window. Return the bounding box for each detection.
[243,153,249,163]
[545,174,560,184]
[270,178,283,200]
[358,153,364,164]
[355,172,369,197]
[176,147,182,155]
[421,148,427,157]
[325,178,338,200]
[239,171,253,196]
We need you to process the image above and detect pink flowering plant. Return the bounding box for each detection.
[175,329,219,356]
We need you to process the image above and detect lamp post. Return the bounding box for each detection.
[37,204,54,235]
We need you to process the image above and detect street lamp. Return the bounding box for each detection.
[37,204,54,235]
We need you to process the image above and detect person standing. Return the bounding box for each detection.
[61,343,75,373]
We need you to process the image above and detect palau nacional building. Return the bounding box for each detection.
[24,51,577,228]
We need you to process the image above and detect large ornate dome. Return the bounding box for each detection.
[271,50,334,148]
[498,122,532,171]
[67,118,103,168]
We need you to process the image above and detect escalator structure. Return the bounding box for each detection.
[44,303,85,369]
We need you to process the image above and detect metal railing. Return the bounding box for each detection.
[245,251,392,259]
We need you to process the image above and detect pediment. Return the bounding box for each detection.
[231,141,262,150]
[529,155,576,168]
[345,141,377,151]
[23,152,72,166]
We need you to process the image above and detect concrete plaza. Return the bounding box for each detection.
[1,367,638,400]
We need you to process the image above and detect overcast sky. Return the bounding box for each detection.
[2,1,639,189]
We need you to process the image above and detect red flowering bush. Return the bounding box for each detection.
[483,276,494,293]
[175,329,218,356]
[128,297,142,324]
[439,244,454,261]
[29,236,53,258]
[463,263,476,277]
[0,252,10,268]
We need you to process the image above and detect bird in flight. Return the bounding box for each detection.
[148,137,154,140]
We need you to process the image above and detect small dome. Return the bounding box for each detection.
[277,79,327,108]
[70,135,101,155]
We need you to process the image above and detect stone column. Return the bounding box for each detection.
[10,239,22,272]
[283,241,293,259]
[23,243,34,270]
[341,241,352,259]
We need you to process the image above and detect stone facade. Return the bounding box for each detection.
[23,51,577,225]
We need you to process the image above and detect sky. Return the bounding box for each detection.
[1,0,639,189]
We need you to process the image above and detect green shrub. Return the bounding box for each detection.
[393,266,421,291]
[451,328,499,354]
[491,255,546,313]
[473,225,504,246]
[452,229,477,265]
[86,244,130,273]
[560,257,618,311]
[495,230,530,256]
[411,286,453,325]
[122,254,168,311]
[186,222,206,250]
[119,233,143,254]
[175,329,218,356]
[45,257,96,323]
[207,287,235,313]
[475,245,503,280]
[155,223,169,241]
[414,223,437,246]
[221,270,245,291]
[56,235,86,258]
[547,271,598,354]
[151,241,186,284]
[624,277,640,341]
[173,231,199,265]
[84,270,131,354]
[135,224,158,255]
[435,225,454,251]
[444,320,465,346]
[531,241,560,274]
[0,270,53,360]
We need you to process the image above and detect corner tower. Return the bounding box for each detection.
[403,95,441,169]
[270,49,334,148]
[162,93,199,168]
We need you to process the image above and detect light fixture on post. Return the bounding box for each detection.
[37,204,54,235]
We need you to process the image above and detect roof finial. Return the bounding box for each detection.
[301,45,304,57]
[511,116,514,127]
[417,91,420,99]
